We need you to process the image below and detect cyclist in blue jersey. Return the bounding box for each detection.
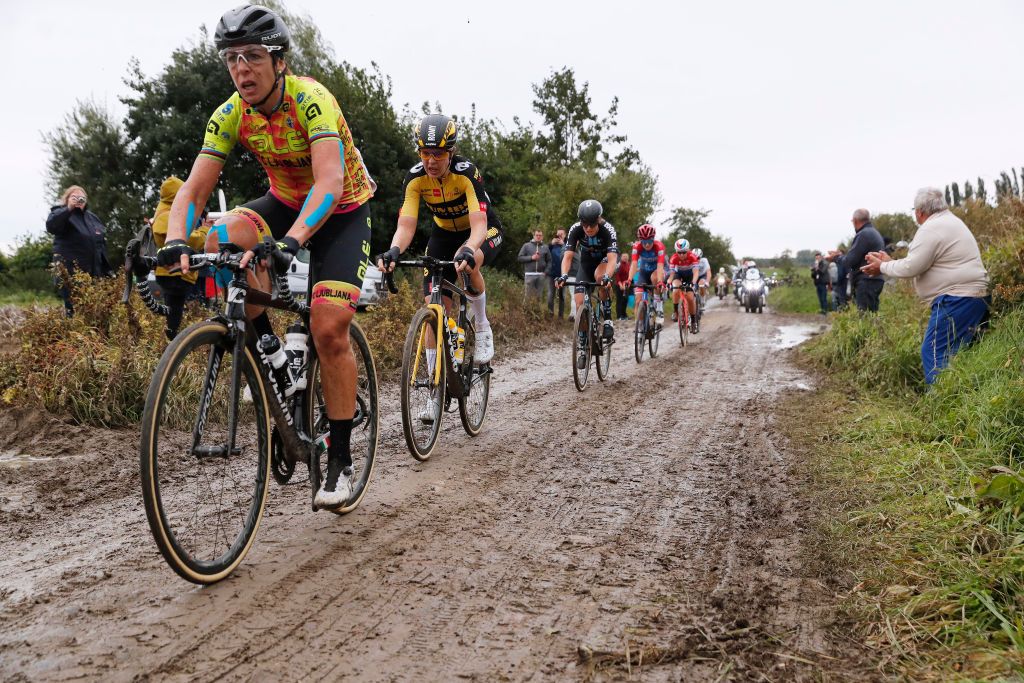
[627,224,666,328]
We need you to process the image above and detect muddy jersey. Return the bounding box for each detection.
[564,220,619,260]
[631,239,666,272]
[200,75,372,212]
[399,155,501,231]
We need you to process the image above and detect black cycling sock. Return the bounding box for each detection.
[252,312,274,339]
[601,299,612,319]
[328,418,353,469]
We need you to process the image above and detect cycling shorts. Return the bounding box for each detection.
[671,268,695,285]
[574,254,611,294]
[240,193,371,312]
[422,224,504,297]
[634,268,663,291]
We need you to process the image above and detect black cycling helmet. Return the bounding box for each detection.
[578,199,603,225]
[214,4,291,52]
[415,114,457,150]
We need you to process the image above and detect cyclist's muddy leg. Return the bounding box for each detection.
[310,303,357,468]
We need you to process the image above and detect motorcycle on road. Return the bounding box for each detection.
[716,274,728,300]
[743,268,767,314]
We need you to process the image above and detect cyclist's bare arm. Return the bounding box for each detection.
[283,140,345,244]
[378,215,417,271]
[167,156,222,272]
[456,211,488,273]
[556,249,575,287]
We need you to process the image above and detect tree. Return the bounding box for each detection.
[977,177,988,204]
[872,212,917,244]
[964,180,974,201]
[951,182,961,206]
[945,185,952,206]
[661,207,735,270]
[531,67,635,170]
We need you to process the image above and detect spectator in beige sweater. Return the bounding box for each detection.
[862,187,989,384]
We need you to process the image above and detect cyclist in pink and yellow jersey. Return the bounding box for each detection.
[158,5,371,508]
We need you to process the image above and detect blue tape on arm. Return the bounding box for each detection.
[185,202,196,238]
[338,140,346,175]
[303,193,335,228]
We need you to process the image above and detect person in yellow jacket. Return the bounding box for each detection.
[152,176,210,340]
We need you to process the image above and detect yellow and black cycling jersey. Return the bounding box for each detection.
[399,155,502,232]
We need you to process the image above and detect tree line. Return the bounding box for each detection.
[36,2,732,278]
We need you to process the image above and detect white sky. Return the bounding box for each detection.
[8,0,1024,257]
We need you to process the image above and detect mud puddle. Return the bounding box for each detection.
[774,322,828,349]
[0,298,875,681]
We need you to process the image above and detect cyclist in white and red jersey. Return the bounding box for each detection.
[627,223,666,327]
[668,238,700,333]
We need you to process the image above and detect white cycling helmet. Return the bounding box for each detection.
[693,248,703,258]
[719,267,725,273]
[674,238,689,253]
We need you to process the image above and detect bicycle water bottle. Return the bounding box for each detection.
[445,317,462,367]
[260,334,296,397]
[455,324,466,364]
[284,322,309,391]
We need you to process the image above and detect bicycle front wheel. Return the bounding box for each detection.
[140,320,271,584]
[649,308,661,358]
[572,306,592,391]
[305,320,379,515]
[679,302,689,347]
[634,300,647,363]
[457,325,489,435]
[595,313,611,382]
[400,307,445,461]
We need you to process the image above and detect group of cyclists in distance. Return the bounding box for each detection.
[152,4,717,510]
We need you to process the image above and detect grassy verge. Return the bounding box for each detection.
[0,269,561,427]
[770,277,823,314]
[784,286,1024,680]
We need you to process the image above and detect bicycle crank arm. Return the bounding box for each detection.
[192,444,242,459]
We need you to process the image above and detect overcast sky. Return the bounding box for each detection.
[8,0,1024,257]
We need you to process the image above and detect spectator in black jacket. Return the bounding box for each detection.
[810,252,830,315]
[829,208,884,312]
[45,185,112,316]
[833,248,849,310]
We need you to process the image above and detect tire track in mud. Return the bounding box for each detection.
[0,301,855,681]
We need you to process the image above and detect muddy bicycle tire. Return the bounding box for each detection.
[595,314,611,382]
[457,325,490,436]
[678,302,689,347]
[140,320,272,585]
[400,307,445,461]
[649,305,661,359]
[572,307,592,391]
[307,321,379,514]
[634,300,647,363]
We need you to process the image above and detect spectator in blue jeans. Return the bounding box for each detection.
[862,187,989,384]
[546,229,566,317]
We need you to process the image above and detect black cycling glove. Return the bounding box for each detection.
[454,246,477,270]
[376,246,401,271]
[270,236,300,276]
[156,239,193,268]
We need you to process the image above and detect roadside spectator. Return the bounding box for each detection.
[546,229,566,318]
[151,176,211,340]
[862,187,989,384]
[832,247,849,310]
[518,229,549,301]
[830,208,884,312]
[46,185,113,316]
[614,253,631,320]
[810,251,830,315]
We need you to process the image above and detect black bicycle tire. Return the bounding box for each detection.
[140,319,271,585]
[572,306,591,391]
[634,300,647,363]
[400,307,445,461]
[649,306,661,358]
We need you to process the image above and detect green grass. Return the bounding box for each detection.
[770,277,823,314]
[794,288,1024,679]
[0,289,59,307]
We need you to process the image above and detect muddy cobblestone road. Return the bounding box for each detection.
[0,301,859,681]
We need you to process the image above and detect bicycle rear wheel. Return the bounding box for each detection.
[678,302,689,347]
[140,320,271,584]
[572,306,592,391]
[634,300,647,363]
[400,307,445,460]
[595,311,611,381]
[456,333,488,438]
[306,321,379,514]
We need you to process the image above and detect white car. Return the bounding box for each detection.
[286,249,382,308]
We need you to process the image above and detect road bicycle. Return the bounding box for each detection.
[633,283,663,363]
[670,280,692,347]
[124,239,379,584]
[565,279,613,391]
[382,256,491,461]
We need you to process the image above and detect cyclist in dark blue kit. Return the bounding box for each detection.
[555,199,619,343]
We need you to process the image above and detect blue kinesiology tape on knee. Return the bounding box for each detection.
[304,192,335,228]
[185,202,196,238]
[212,222,229,244]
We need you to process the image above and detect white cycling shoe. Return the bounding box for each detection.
[418,395,440,424]
[475,327,494,364]
[315,463,353,509]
